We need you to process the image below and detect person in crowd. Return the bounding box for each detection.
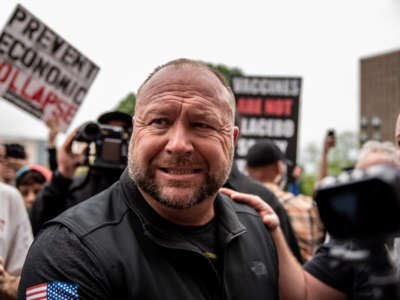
[224,112,303,263]
[14,165,52,210]
[0,181,33,300]
[222,138,400,300]
[29,111,132,235]
[245,140,325,261]
[0,144,28,186]
[318,129,336,181]
[18,59,280,299]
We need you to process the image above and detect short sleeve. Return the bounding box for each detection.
[18,224,111,300]
[2,185,33,276]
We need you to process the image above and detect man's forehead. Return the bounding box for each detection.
[139,65,232,104]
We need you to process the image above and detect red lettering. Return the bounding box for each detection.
[21,76,32,99]
[8,69,20,92]
[31,86,45,105]
[0,62,12,82]
[43,92,76,124]
[264,99,293,116]
[237,97,262,115]
[41,92,58,110]
[63,104,77,124]
[283,99,293,115]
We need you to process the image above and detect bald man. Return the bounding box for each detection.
[18,59,280,300]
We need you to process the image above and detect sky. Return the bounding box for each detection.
[0,0,399,162]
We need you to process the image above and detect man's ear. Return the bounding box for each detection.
[233,126,239,146]
[277,160,285,176]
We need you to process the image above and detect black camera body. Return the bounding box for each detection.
[315,164,400,299]
[74,121,131,170]
[315,164,400,240]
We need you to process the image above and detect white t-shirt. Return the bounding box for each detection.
[0,182,33,276]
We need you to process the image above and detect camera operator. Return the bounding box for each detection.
[221,140,400,300]
[29,111,132,236]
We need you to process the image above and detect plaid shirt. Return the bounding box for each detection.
[264,183,325,262]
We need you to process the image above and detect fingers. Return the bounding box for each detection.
[219,187,280,231]
[220,188,272,213]
[62,128,79,153]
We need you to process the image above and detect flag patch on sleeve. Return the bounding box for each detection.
[26,281,79,300]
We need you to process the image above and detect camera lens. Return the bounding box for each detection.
[84,123,101,140]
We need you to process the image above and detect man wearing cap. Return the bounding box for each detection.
[0,144,28,185]
[29,111,132,235]
[245,140,325,261]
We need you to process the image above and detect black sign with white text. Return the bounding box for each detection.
[231,75,302,172]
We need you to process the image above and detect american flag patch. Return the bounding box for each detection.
[26,282,79,300]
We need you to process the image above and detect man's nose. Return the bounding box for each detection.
[165,123,194,156]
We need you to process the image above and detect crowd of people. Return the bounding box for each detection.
[0,58,398,299]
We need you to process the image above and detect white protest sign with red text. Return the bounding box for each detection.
[0,4,100,132]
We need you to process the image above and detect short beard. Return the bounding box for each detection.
[128,145,233,210]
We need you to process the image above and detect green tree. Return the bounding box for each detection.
[115,92,136,116]
[328,131,358,174]
[299,130,358,196]
[205,62,243,86]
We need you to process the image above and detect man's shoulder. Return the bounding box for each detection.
[227,171,280,207]
[47,181,131,237]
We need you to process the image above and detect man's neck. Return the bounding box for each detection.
[139,189,216,226]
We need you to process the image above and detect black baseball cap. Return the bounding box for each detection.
[97,111,132,128]
[5,143,26,159]
[246,140,285,167]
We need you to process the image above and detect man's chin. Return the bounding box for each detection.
[157,186,202,209]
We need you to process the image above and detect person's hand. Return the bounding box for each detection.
[57,129,85,179]
[46,118,61,148]
[0,257,19,300]
[219,187,280,231]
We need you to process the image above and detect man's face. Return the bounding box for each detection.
[128,65,238,209]
[395,114,400,160]
[2,157,26,185]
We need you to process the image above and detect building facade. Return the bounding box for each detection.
[360,50,400,144]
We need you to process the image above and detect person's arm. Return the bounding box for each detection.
[0,258,19,300]
[219,187,346,300]
[29,129,84,235]
[318,135,336,181]
[18,225,111,300]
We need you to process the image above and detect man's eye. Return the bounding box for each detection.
[194,123,212,129]
[150,119,168,126]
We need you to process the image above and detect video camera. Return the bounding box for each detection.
[73,121,131,170]
[315,163,400,240]
[315,164,400,299]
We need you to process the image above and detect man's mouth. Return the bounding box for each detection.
[160,168,202,174]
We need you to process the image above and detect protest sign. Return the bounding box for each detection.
[232,75,302,172]
[0,4,100,131]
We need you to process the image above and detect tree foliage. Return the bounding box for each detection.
[299,130,358,196]
[115,92,136,116]
[205,62,243,87]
